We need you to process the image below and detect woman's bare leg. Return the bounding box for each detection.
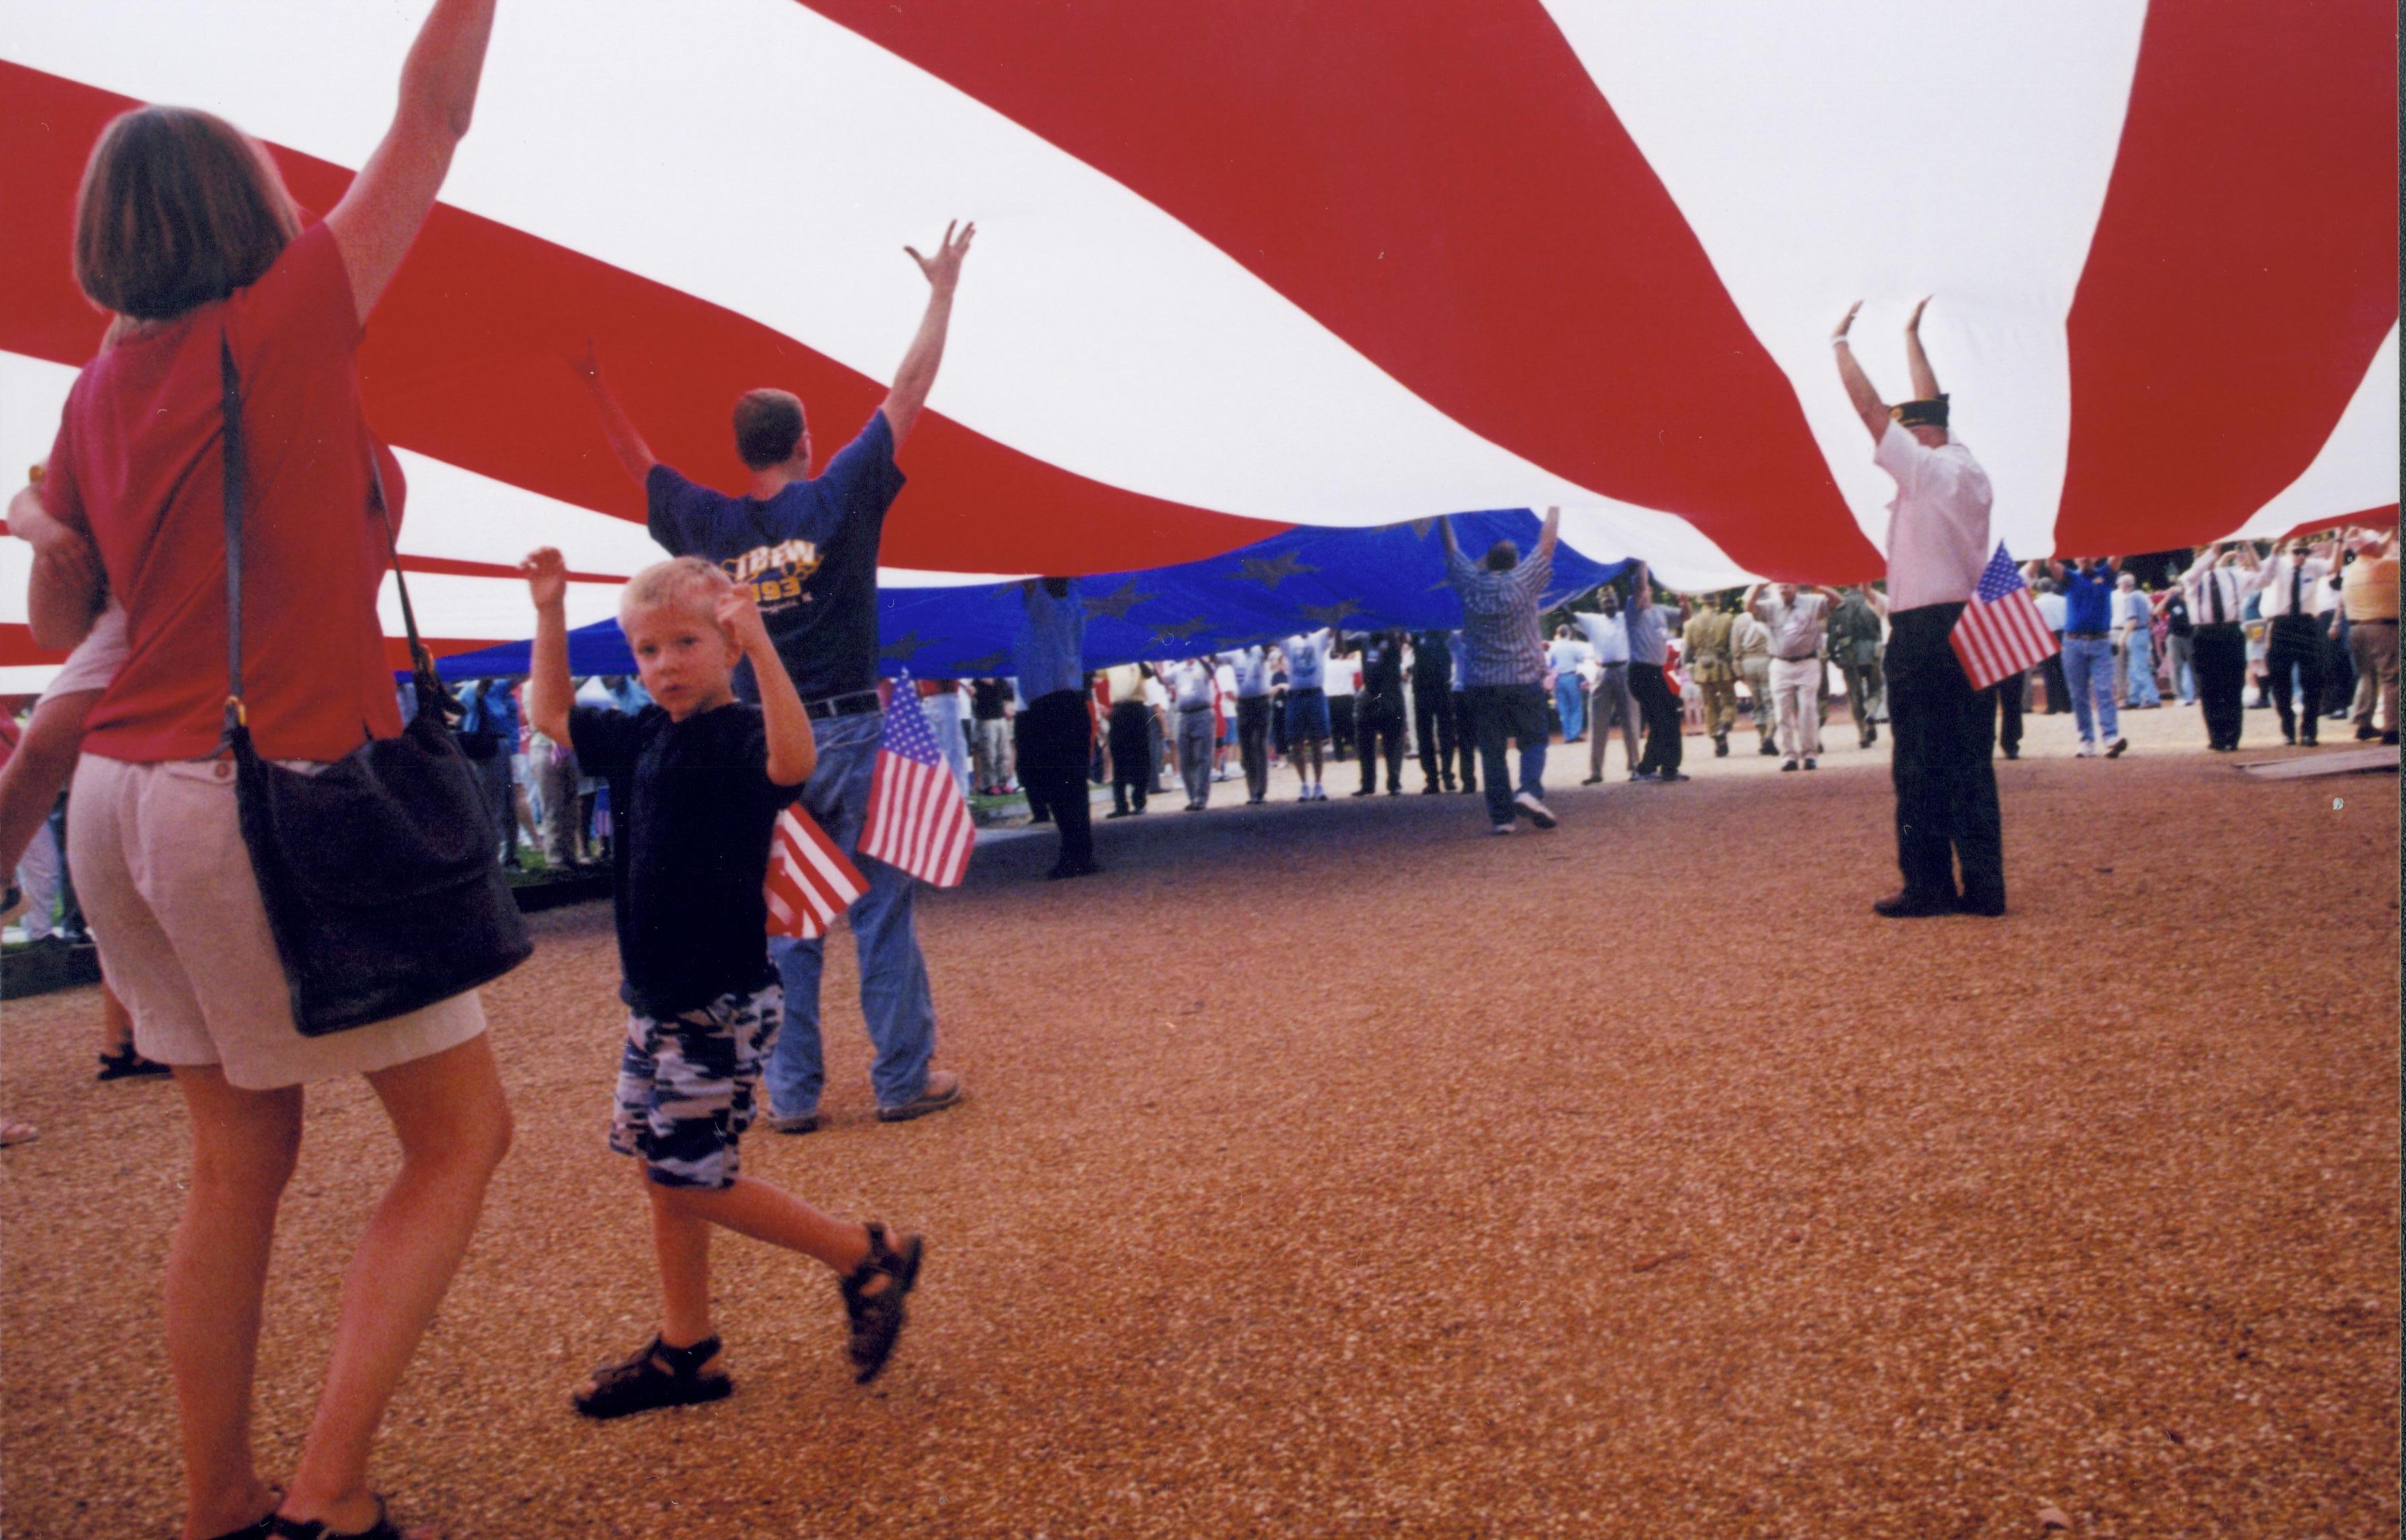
[166,1066,303,1540]
[278,1033,511,1533]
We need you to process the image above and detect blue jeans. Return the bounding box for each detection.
[1553,676,1585,740]
[2122,632,2161,707]
[1469,684,1549,824]
[764,710,938,1115]
[2062,635,2119,744]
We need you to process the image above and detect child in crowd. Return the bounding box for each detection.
[521,547,923,1418]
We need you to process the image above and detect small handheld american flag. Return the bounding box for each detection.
[859,678,976,889]
[765,804,868,940]
[1950,543,2059,692]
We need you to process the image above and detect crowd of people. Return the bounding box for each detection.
[0,5,2395,1537]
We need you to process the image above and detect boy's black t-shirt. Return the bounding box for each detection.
[569,702,798,1018]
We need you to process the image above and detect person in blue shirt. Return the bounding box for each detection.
[573,220,976,1131]
[459,677,521,864]
[2047,555,2129,759]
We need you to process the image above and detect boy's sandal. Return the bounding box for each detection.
[97,1043,174,1081]
[572,1333,732,1420]
[268,1494,405,1540]
[841,1222,925,1384]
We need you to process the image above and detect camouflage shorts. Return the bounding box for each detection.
[608,982,782,1191]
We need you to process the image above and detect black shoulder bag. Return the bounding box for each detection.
[219,337,532,1036]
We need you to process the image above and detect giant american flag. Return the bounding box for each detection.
[859,681,976,888]
[1949,544,2060,692]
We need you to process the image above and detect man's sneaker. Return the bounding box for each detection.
[1656,771,1691,783]
[2075,740,2097,758]
[1713,735,1729,758]
[1781,759,1799,772]
[2105,738,2128,759]
[1803,757,1817,770]
[877,1070,964,1124]
[1628,770,1655,782]
[1490,821,1516,836]
[1758,740,1779,756]
[1512,791,1558,829]
[765,1111,822,1136]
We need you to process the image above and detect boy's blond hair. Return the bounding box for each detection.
[620,556,733,630]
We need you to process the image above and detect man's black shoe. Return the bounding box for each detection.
[1872,891,1958,919]
[1714,735,1728,758]
[1046,859,1102,881]
[1758,740,1779,756]
[2105,738,2128,758]
[1956,893,2007,918]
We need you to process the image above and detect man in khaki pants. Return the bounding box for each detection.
[2342,526,2399,743]
[1681,598,1740,758]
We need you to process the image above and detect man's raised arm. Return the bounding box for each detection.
[572,344,658,486]
[881,220,978,448]
[1535,505,1561,564]
[1831,302,1889,442]
[1902,296,1940,402]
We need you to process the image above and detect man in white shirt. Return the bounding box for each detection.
[1546,626,1591,744]
[1573,591,1640,782]
[1218,646,1275,803]
[2253,534,2339,747]
[2113,573,2162,710]
[1281,630,1333,800]
[2180,543,2254,751]
[1728,603,1778,756]
[1834,296,2003,918]
[1744,580,1841,771]
[1164,657,1218,810]
[2032,580,2071,714]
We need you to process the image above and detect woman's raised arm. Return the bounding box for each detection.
[326,0,499,325]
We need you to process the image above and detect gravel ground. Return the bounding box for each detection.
[3,702,2397,1539]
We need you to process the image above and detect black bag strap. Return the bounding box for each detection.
[219,333,445,749]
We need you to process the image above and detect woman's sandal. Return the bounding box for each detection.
[841,1222,925,1384]
[268,1493,405,1540]
[97,1042,172,1081]
[571,1333,733,1420]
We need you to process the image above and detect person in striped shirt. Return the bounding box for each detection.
[1441,508,1562,833]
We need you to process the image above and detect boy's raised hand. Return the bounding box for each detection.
[715,584,772,654]
[521,547,568,609]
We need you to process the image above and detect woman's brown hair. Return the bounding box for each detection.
[72,105,302,323]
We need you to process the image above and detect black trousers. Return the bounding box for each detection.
[1451,693,1479,791]
[1330,696,1357,761]
[1020,690,1094,869]
[1108,699,1152,811]
[1887,604,2003,907]
[1356,702,1406,792]
[1236,694,1271,800]
[2039,647,2071,714]
[1991,668,2024,757]
[1414,679,1457,788]
[1629,663,1683,775]
[2191,622,2246,749]
[2264,615,2326,743]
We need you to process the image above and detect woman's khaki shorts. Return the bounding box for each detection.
[68,754,486,1091]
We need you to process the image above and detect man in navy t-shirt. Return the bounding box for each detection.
[574,220,977,1129]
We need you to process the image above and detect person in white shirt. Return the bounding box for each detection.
[2112,573,2162,710]
[1546,626,1591,744]
[1744,580,1841,771]
[1218,646,1275,803]
[1833,296,2003,918]
[1727,602,1778,755]
[2031,580,2071,714]
[1280,630,1333,800]
[2252,533,2340,747]
[2181,542,2257,751]
[1573,593,1640,781]
[1164,657,1218,810]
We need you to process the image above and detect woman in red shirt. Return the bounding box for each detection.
[26,5,511,1537]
